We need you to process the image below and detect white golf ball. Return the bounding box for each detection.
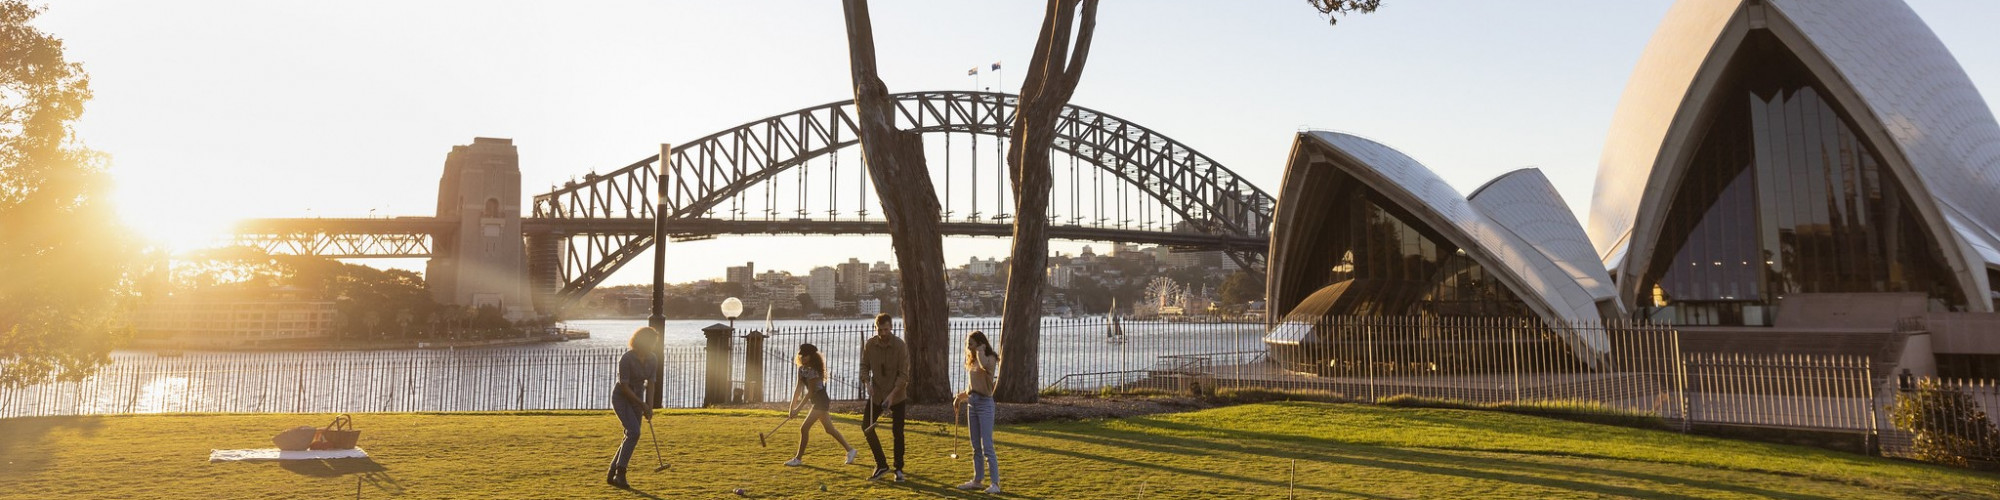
[950,453,959,459]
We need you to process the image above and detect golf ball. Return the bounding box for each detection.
[819,484,828,491]
[950,453,958,459]
[733,487,746,495]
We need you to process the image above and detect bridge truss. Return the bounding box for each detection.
[531,91,1275,307]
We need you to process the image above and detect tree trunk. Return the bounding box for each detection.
[994,0,1099,404]
[840,0,950,404]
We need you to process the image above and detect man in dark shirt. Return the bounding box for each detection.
[858,313,911,481]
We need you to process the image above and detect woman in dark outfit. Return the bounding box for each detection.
[608,327,661,489]
[784,343,857,466]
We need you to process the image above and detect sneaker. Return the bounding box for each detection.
[844,448,857,465]
[894,470,906,482]
[956,480,983,490]
[867,468,890,481]
[985,484,1002,494]
[783,457,803,467]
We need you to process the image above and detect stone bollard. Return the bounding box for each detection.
[702,323,735,407]
[743,330,768,403]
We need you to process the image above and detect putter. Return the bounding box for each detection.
[646,416,669,472]
[757,410,800,447]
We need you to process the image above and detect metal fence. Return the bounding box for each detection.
[738,317,1268,403]
[1682,353,1879,430]
[1237,317,1689,418]
[0,347,706,417]
[11,312,2000,467]
[1880,377,2000,463]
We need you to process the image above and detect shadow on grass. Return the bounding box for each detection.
[280,457,388,477]
[1010,418,1841,500]
[0,415,105,476]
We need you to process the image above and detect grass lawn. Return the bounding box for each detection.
[2,401,1996,499]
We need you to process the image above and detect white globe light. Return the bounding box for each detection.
[720,297,744,319]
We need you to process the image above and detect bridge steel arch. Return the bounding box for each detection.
[530,91,1275,308]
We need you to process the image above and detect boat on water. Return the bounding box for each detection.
[1106,298,1127,343]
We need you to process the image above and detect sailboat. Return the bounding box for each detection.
[1106,298,1127,344]
[763,303,777,334]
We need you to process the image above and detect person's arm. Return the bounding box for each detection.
[618,382,652,419]
[891,341,911,402]
[789,375,805,416]
[858,341,875,404]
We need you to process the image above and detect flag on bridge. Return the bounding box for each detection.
[967,67,978,76]
[991,62,1001,71]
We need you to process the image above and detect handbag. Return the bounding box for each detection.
[308,414,362,450]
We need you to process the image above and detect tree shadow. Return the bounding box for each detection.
[1015,419,1840,500]
[0,415,105,476]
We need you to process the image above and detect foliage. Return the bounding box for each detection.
[5,403,1999,498]
[1217,269,1264,310]
[1890,379,2000,467]
[171,247,440,340]
[0,1,135,389]
[1307,0,1382,25]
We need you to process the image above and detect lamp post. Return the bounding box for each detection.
[703,297,744,407]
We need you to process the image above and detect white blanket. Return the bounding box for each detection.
[208,448,369,462]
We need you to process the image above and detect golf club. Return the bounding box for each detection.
[646,416,669,472]
[757,409,800,447]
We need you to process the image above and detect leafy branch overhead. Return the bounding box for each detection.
[1308,0,1381,25]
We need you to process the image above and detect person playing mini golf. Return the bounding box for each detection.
[608,326,661,489]
[858,313,911,481]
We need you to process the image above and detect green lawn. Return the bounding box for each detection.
[2,402,1995,499]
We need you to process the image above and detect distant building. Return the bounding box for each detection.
[966,257,1001,277]
[807,267,838,309]
[726,262,755,284]
[132,288,337,348]
[1048,264,1076,289]
[839,258,870,295]
[857,298,882,316]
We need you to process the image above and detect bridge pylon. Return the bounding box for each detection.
[425,137,536,320]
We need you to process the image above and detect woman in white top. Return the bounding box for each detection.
[956,330,1002,493]
[785,343,856,466]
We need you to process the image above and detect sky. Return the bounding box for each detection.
[33,0,2000,286]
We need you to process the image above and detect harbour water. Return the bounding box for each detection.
[1,318,1270,418]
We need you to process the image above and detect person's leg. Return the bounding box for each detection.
[890,402,907,472]
[820,409,853,451]
[611,399,641,470]
[967,394,990,484]
[974,394,998,486]
[608,398,640,487]
[792,410,817,461]
[862,399,888,471]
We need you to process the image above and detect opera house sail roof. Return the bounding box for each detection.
[1265,131,1613,361]
[1589,0,2000,316]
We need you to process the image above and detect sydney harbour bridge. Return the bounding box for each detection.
[228,91,1275,314]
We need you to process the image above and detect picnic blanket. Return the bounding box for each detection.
[209,448,370,462]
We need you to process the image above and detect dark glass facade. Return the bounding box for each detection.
[1638,32,1964,325]
[1313,190,1530,319]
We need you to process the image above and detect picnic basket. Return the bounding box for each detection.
[309,414,361,450]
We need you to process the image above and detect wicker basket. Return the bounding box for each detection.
[309,414,361,450]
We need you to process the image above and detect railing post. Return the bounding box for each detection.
[702,323,736,407]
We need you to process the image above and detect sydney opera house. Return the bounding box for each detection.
[1265,0,2000,380]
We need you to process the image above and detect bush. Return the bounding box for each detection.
[1890,379,2000,467]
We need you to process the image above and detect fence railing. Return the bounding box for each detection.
[11,313,2000,466]
[738,317,1268,404]
[1880,376,2000,463]
[1251,317,1688,419]
[0,347,706,417]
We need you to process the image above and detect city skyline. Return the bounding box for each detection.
[32,1,2000,286]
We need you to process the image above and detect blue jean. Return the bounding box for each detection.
[967,393,999,483]
[610,395,642,470]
